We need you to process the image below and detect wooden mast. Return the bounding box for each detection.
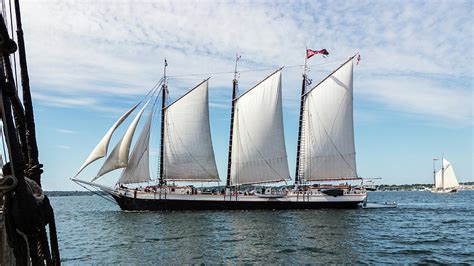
[226,54,240,187]
[441,154,445,190]
[159,59,168,185]
[294,49,308,185]
[14,0,43,186]
[1,7,60,263]
[295,53,358,184]
[294,75,306,185]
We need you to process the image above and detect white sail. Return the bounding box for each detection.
[302,59,357,181]
[75,104,138,176]
[118,112,153,184]
[230,70,290,185]
[93,101,149,181]
[435,158,459,189]
[163,80,220,181]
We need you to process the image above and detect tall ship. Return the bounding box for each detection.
[72,54,367,210]
[431,157,460,193]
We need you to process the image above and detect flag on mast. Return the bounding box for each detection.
[306,48,329,59]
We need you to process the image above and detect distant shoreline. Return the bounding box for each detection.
[45,182,474,196]
[45,191,106,197]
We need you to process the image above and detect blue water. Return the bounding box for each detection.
[51,191,474,264]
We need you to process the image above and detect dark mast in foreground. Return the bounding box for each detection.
[0,0,60,264]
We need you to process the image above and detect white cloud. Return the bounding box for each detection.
[358,75,473,126]
[56,128,77,134]
[11,0,473,127]
[32,92,97,107]
[57,145,71,150]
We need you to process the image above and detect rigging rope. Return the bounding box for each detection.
[8,0,17,90]
[73,180,116,203]
[167,59,344,79]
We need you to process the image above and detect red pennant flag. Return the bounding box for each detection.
[306,49,329,59]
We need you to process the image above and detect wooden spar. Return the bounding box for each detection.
[164,78,210,110]
[226,55,240,187]
[0,30,29,264]
[2,56,28,163]
[232,67,283,102]
[14,0,43,186]
[294,74,306,184]
[295,47,309,184]
[0,14,26,193]
[159,59,167,185]
[1,9,61,265]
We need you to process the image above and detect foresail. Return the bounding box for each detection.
[75,104,138,177]
[230,70,290,185]
[93,101,149,181]
[118,111,153,184]
[302,59,357,181]
[163,80,220,181]
[443,159,459,188]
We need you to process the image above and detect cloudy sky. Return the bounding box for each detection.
[2,0,472,190]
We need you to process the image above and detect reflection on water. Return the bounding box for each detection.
[53,191,474,264]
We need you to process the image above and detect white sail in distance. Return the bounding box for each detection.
[435,158,459,189]
[302,58,358,181]
[163,79,220,181]
[93,101,149,181]
[75,104,138,177]
[230,69,290,186]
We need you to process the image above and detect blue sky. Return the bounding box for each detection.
[4,0,472,190]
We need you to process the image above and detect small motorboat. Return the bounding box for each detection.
[362,201,397,209]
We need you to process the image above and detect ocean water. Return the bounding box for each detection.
[51,191,474,264]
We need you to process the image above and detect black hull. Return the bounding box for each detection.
[111,195,362,211]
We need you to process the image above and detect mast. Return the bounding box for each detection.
[228,68,288,186]
[433,158,437,189]
[295,48,308,185]
[226,54,240,187]
[1,8,60,264]
[441,154,445,189]
[300,54,359,182]
[14,0,43,186]
[159,59,168,185]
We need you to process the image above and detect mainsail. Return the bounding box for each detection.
[301,58,357,181]
[94,101,149,180]
[118,111,153,184]
[75,103,138,176]
[230,69,290,185]
[435,158,459,189]
[163,80,220,181]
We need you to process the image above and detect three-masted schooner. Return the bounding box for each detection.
[72,55,367,210]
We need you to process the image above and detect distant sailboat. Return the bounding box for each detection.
[431,158,460,193]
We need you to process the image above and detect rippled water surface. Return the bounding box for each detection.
[51,191,474,264]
